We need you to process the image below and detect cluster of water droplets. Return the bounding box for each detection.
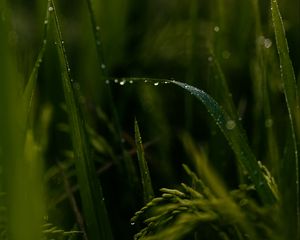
[105,78,173,87]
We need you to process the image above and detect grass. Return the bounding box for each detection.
[0,0,299,239]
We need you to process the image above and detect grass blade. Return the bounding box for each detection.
[271,0,300,237]
[50,1,113,239]
[171,80,277,205]
[134,119,154,204]
[23,1,51,120]
[115,77,277,205]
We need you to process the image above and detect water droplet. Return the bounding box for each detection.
[44,20,48,24]
[120,80,126,85]
[43,39,47,44]
[102,197,105,201]
[70,78,74,82]
[101,64,106,69]
[144,79,148,83]
[48,6,54,12]
[214,26,220,32]
[96,26,100,31]
[208,56,213,62]
[105,79,110,84]
[114,79,119,83]
[67,68,71,72]
[129,80,133,84]
[264,38,272,48]
[54,41,57,45]
[61,40,64,44]
[130,222,135,226]
[226,120,236,130]
[154,82,159,86]
[265,118,273,128]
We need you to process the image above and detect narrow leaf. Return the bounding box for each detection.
[135,119,154,203]
[271,0,299,236]
[50,1,113,239]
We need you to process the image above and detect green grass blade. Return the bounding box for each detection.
[50,1,113,239]
[23,1,51,120]
[171,80,277,205]
[271,0,299,236]
[116,77,277,205]
[134,119,154,204]
[113,77,277,204]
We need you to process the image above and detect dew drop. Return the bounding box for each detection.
[114,79,119,83]
[214,26,220,32]
[226,120,236,130]
[120,80,126,85]
[61,40,64,44]
[130,222,135,226]
[264,38,272,48]
[105,79,110,84]
[48,6,54,12]
[208,56,213,62]
[129,80,133,84]
[43,39,47,44]
[144,79,148,83]
[96,26,100,31]
[154,82,159,86]
[101,63,106,69]
[67,68,71,72]
[44,20,48,25]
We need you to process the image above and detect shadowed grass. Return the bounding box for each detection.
[50,0,113,239]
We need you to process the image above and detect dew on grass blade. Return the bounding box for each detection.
[48,6,53,12]
[214,26,220,32]
[154,82,159,86]
[225,120,236,130]
[101,63,106,69]
[120,80,126,86]
[264,38,272,48]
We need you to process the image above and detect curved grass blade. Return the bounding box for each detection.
[134,119,154,204]
[171,80,277,205]
[49,1,113,239]
[271,0,300,236]
[116,77,277,205]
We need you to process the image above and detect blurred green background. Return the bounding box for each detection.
[0,0,299,239]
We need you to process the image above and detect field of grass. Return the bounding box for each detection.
[0,0,299,239]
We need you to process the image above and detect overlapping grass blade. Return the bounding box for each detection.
[116,77,277,205]
[271,0,300,236]
[50,1,113,239]
[134,119,154,204]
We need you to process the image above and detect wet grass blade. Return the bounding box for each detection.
[117,77,277,205]
[271,0,300,236]
[50,1,113,239]
[171,80,277,205]
[115,77,277,205]
[23,1,51,120]
[134,119,154,204]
